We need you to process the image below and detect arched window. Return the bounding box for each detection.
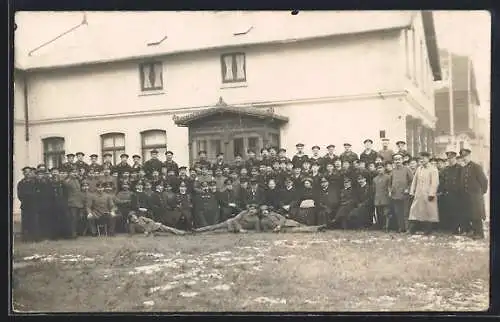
[141,130,167,161]
[42,137,65,169]
[101,132,125,165]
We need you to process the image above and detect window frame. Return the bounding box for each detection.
[42,137,65,169]
[139,61,164,92]
[101,132,126,165]
[220,52,247,84]
[141,129,167,161]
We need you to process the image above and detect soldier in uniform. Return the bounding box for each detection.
[278,148,291,164]
[294,178,317,226]
[177,166,194,193]
[192,181,217,228]
[292,143,309,168]
[74,152,89,173]
[114,182,134,233]
[17,167,38,242]
[129,181,153,221]
[268,146,279,165]
[246,178,266,207]
[348,175,374,229]
[359,139,378,164]
[326,178,357,229]
[232,154,246,173]
[102,153,114,172]
[390,153,414,233]
[193,203,262,233]
[245,149,260,169]
[163,151,179,176]
[63,168,83,238]
[175,181,194,231]
[193,150,211,170]
[459,148,488,239]
[395,141,410,159]
[217,178,241,221]
[378,138,394,162]
[131,154,143,173]
[34,169,52,240]
[128,214,187,236]
[100,167,118,194]
[88,154,103,173]
[114,153,131,176]
[143,150,163,177]
[86,182,119,236]
[61,153,77,173]
[277,177,299,217]
[212,152,226,171]
[340,143,359,164]
[322,145,338,171]
[373,165,392,231]
[316,176,340,226]
[213,167,227,192]
[264,178,281,210]
[309,146,322,165]
[260,205,327,233]
[49,168,68,239]
[259,148,271,167]
[439,151,463,234]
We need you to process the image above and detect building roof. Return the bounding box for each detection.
[173,97,289,127]
[16,11,415,70]
[16,11,441,80]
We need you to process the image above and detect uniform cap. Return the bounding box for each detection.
[150,149,159,154]
[120,153,129,158]
[312,145,321,150]
[295,143,304,147]
[66,153,75,157]
[419,151,431,158]
[209,180,217,185]
[363,139,373,144]
[392,153,403,159]
[103,153,112,157]
[279,148,287,153]
[396,141,406,145]
[198,150,207,155]
[382,138,390,142]
[90,154,98,158]
[179,166,187,170]
[326,144,335,149]
[445,151,457,158]
[132,154,141,159]
[343,143,352,147]
[357,175,367,181]
[76,152,85,156]
[459,148,471,156]
[22,166,32,172]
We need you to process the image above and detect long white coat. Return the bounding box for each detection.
[409,164,439,222]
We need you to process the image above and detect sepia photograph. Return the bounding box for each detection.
[11,10,490,312]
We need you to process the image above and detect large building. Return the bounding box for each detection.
[13,11,441,214]
[433,49,488,169]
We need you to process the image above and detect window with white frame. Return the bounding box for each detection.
[43,137,65,169]
[141,130,167,161]
[139,62,163,91]
[101,132,126,165]
[221,53,246,83]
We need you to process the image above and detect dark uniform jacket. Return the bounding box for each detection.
[102,161,114,172]
[441,164,462,194]
[63,178,83,208]
[340,151,359,164]
[143,158,163,176]
[279,186,298,207]
[61,162,77,173]
[114,162,132,176]
[242,186,266,206]
[164,160,179,175]
[18,178,37,211]
[359,149,379,164]
[131,162,143,173]
[461,161,488,195]
[264,187,281,210]
[131,191,151,213]
[193,159,211,170]
[75,160,89,172]
[88,162,103,173]
[317,185,340,213]
[292,153,309,168]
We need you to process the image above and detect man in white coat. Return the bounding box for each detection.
[408,151,439,235]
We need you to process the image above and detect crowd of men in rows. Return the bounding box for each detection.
[16,138,489,241]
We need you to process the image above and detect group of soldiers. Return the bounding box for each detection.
[16,138,489,241]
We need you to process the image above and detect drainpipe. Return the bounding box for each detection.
[23,71,30,165]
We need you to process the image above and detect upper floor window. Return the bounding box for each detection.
[43,137,65,169]
[101,132,125,165]
[141,129,167,161]
[221,53,246,83]
[139,62,163,91]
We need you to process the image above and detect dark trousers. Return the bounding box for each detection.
[65,207,81,238]
[20,206,39,242]
[375,205,390,231]
[176,209,193,231]
[219,206,240,223]
[329,203,355,229]
[391,198,409,232]
[408,221,433,234]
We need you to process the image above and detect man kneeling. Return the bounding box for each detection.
[128,214,187,236]
[193,203,261,233]
[86,182,120,236]
[259,205,327,233]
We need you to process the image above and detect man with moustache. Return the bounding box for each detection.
[378,138,394,163]
[389,153,414,233]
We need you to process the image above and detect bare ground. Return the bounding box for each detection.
[12,228,489,312]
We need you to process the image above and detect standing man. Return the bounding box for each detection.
[102,153,114,172]
[143,150,163,177]
[378,138,394,162]
[316,176,340,226]
[61,153,77,173]
[75,152,89,173]
[340,143,359,164]
[440,151,464,234]
[390,153,414,233]
[88,154,103,173]
[164,151,179,176]
[373,164,392,231]
[131,154,143,173]
[63,168,83,239]
[115,153,132,176]
[217,178,241,221]
[212,153,226,172]
[395,141,410,159]
[17,167,38,242]
[292,143,309,169]
[322,145,337,171]
[309,146,322,165]
[86,182,119,236]
[193,150,211,170]
[359,139,378,164]
[459,148,488,239]
[408,152,439,235]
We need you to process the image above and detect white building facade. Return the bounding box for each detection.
[13,11,441,214]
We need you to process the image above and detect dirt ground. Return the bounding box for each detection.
[12,228,489,312]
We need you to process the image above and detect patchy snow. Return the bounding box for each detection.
[137,252,165,258]
[179,291,199,298]
[254,296,287,305]
[143,300,155,307]
[21,254,95,263]
[212,284,231,291]
[148,281,180,294]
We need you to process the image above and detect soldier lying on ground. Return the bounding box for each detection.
[193,203,261,233]
[128,214,187,236]
[258,205,327,233]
